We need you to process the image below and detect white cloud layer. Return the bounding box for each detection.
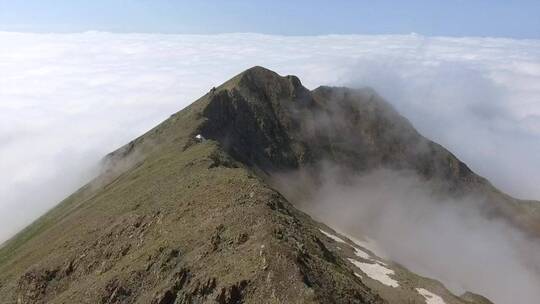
[1,32,539,248]
[284,168,540,303]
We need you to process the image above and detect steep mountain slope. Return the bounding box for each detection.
[0,92,382,303]
[1,66,528,303]
[198,67,539,235]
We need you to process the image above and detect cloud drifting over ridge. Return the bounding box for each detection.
[1,32,540,245]
[274,167,540,304]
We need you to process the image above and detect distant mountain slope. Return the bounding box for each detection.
[2,66,530,303]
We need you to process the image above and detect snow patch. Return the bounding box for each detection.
[320,228,387,265]
[416,288,446,304]
[319,229,346,243]
[353,247,371,260]
[348,259,399,287]
[344,233,387,259]
[195,134,205,141]
[335,230,388,264]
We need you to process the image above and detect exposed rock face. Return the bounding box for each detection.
[200,67,537,233]
[0,66,520,303]
[200,67,478,183]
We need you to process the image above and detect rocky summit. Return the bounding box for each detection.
[3,66,536,303]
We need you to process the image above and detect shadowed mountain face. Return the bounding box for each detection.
[200,67,477,180]
[3,66,534,303]
[199,67,539,234]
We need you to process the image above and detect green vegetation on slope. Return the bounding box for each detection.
[0,67,504,304]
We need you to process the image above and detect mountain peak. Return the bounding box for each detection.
[219,66,306,100]
[199,68,475,183]
[238,65,279,78]
[2,66,530,304]
[236,65,301,85]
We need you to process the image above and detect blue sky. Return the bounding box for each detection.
[1,0,539,38]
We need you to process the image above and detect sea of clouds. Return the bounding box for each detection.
[1,32,539,245]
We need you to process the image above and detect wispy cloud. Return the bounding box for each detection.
[1,32,539,246]
[275,167,540,303]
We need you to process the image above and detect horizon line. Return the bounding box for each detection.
[1,30,539,41]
